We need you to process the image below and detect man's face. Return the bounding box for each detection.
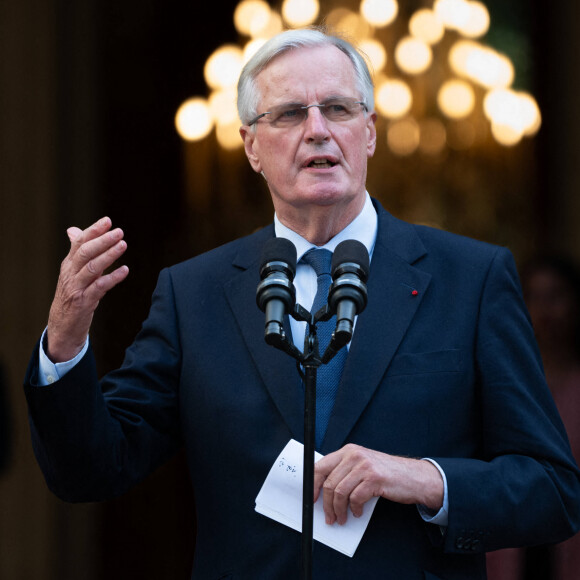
[240,45,377,223]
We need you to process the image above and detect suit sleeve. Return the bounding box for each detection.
[23,268,183,502]
[435,247,580,553]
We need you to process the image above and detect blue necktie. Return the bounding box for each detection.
[302,249,347,448]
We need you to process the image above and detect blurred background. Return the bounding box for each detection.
[1,0,579,578]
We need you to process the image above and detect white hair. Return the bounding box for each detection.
[237,27,375,126]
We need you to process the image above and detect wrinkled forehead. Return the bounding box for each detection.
[255,45,359,106]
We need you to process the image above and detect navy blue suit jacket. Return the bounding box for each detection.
[25,200,580,579]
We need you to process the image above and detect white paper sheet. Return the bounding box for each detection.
[255,439,378,557]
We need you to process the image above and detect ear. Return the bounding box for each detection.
[239,125,263,173]
[366,112,377,158]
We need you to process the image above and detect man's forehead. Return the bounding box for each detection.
[255,45,357,101]
[260,44,353,73]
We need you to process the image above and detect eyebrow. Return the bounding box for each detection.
[270,95,354,108]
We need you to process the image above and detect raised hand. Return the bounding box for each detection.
[46,217,129,362]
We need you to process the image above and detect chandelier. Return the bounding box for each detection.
[174,0,541,156]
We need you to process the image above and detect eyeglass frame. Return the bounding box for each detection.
[247,97,368,128]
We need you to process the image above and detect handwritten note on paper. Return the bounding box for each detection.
[255,439,378,557]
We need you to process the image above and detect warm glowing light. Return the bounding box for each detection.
[419,118,447,155]
[204,45,244,90]
[234,0,272,37]
[395,37,432,75]
[208,88,239,127]
[491,123,523,146]
[259,11,283,38]
[387,117,420,156]
[458,1,490,38]
[409,9,445,45]
[483,89,541,138]
[434,0,471,30]
[282,0,319,27]
[175,98,213,141]
[359,38,387,73]
[519,93,542,136]
[216,121,244,149]
[376,79,412,118]
[437,79,475,119]
[326,9,371,40]
[483,89,517,123]
[186,0,541,151]
[360,0,398,28]
[449,41,514,89]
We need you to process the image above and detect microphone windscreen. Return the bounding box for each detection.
[331,240,370,279]
[260,238,297,276]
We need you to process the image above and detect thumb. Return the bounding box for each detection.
[67,227,82,243]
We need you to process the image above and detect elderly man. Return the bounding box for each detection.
[25,28,580,579]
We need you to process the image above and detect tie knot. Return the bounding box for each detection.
[302,248,332,277]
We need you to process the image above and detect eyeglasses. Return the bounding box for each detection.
[248,97,368,128]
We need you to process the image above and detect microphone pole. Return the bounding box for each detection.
[257,238,369,580]
[257,238,318,579]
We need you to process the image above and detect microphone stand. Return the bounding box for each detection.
[264,303,345,580]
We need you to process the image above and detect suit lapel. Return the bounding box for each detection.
[223,226,305,441]
[322,206,432,453]
[222,205,432,451]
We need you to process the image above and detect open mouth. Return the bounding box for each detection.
[307,159,336,169]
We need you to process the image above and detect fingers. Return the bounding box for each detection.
[62,216,129,301]
[47,217,129,362]
[314,446,444,527]
[67,227,82,242]
[314,445,384,526]
[75,233,128,297]
[58,217,127,300]
[315,448,357,525]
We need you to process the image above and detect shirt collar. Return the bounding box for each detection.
[274,193,378,262]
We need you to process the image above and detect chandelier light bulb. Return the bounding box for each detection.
[217,122,244,149]
[457,1,490,38]
[360,0,398,28]
[376,78,413,118]
[175,0,541,149]
[208,88,239,127]
[449,41,514,89]
[175,98,214,141]
[234,0,272,37]
[409,9,445,45]
[395,37,433,75]
[438,79,476,119]
[359,38,387,73]
[484,89,541,137]
[204,45,245,90]
[434,0,471,31]
[282,0,320,27]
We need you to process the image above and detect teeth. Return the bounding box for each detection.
[308,159,334,168]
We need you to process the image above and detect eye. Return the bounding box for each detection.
[327,102,348,113]
[279,107,302,120]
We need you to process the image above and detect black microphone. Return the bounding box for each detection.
[327,240,369,350]
[256,238,297,345]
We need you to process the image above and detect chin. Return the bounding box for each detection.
[301,183,355,205]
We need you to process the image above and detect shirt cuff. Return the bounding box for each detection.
[417,458,449,527]
[37,328,89,386]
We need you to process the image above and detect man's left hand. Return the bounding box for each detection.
[313,444,444,525]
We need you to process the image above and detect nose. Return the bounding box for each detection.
[303,106,331,143]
